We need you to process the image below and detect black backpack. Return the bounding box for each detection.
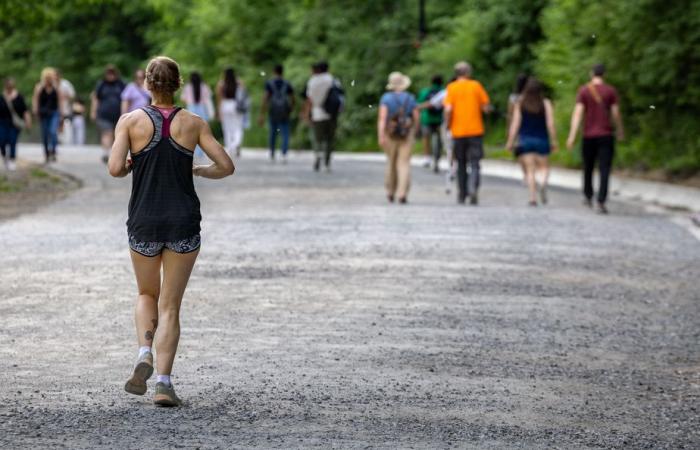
[269,81,291,122]
[323,78,344,118]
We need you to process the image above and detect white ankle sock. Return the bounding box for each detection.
[138,346,151,357]
[157,375,171,386]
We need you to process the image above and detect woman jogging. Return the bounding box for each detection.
[216,67,248,158]
[108,56,234,407]
[32,68,63,164]
[506,77,557,206]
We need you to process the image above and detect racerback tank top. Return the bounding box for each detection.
[126,106,201,242]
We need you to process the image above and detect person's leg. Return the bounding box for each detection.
[49,112,60,155]
[421,126,430,161]
[597,136,615,206]
[535,154,550,204]
[232,113,243,156]
[40,117,51,160]
[125,249,161,395]
[432,125,442,171]
[520,153,537,204]
[325,117,337,168]
[280,121,290,156]
[312,121,323,170]
[396,137,413,201]
[0,123,7,162]
[581,138,596,204]
[154,248,199,379]
[384,138,399,200]
[453,138,468,202]
[467,137,483,203]
[268,118,278,158]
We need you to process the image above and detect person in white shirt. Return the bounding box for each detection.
[302,61,341,172]
[57,71,75,144]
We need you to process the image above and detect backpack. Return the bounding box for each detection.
[386,93,414,139]
[236,87,250,114]
[323,78,344,117]
[268,80,291,122]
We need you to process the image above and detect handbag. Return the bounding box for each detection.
[3,95,25,129]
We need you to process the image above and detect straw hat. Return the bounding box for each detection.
[386,71,411,91]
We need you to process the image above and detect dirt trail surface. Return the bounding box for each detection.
[1,145,698,449]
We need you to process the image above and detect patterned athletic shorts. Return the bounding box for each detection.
[128,234,201,257]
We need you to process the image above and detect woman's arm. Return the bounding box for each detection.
[108,115,132,177]
[505,104,522,152]
[32,84,40,116]
[544,99,558,152]
[194,119,235,179]
[377,104,388,148]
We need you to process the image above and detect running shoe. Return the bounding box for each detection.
[124,351,154,396]
[470,194,478,205]
[153,382,182,407]
[597,203,609,215]
[7,160,16,171]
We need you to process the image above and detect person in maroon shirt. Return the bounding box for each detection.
[566,64,624,214]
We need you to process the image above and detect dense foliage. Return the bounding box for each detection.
[1,0,698,173]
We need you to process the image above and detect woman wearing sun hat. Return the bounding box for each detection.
[377,71,419,204]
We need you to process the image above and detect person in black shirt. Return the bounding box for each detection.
[0,78,32,171]
[32,67,64,164]
[91,65,125,163]
[258,64,295,162]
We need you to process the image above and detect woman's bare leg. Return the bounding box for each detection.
[536,155,550,204]
[155,248,199,377]
[130,251,161,348]
[520,154,537,203]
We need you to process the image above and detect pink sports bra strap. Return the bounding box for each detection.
[153,106,180,138]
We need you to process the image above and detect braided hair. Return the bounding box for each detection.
[145,56,182,100]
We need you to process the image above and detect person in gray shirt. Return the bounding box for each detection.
[303,61,342,172]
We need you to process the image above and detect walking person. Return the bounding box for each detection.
[181,71,214,158]
[443,61,492,205]
[566,64,624,214]
[416,75,444,172]
[108,56,234,407]
[506,78,558,206]
[0,78,32,170]
[92,65,125,164]
[57,70,75,145]
[303,61,342,172]
[121,69,151,114]
[216,67,248,158]
[259,64,295,163]
[32,67,64,164]
[377,72,419,204]
[71,98,86,145]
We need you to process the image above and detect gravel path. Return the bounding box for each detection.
[1,145,698,449]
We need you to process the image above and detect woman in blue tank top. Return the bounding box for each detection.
[506,78,558,206]
[108,56,235,407]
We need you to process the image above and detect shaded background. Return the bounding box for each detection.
[1,0,698,176]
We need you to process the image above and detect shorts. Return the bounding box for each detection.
[515,136,550,156]
[96,117,117,132]
[129,233,201,257]
[420,123,441,137]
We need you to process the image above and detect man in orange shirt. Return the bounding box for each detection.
[444,61,492,204]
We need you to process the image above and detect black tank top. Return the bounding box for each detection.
[39,87,58,118]
[126,106,201,242]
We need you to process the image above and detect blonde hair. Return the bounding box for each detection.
[145,56,182,99]
[41,67,57,86]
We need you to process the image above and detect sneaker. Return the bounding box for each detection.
[124,351,154,396]
[325,165,331,173]
[7,160,17,171]
[387,194,395,203]
[597,203,609,215]
[313,157,320,172]
[422,156,431,168]
[469,194,478,205]
[398,197,407,204]
[282,154,288,164]
[153,382,182,407]
[101,154,109,164]
[529,200,538,207]
[583,198,593,208]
